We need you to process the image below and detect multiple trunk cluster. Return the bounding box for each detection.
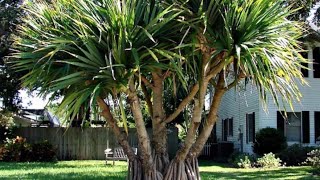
[96,37,242,180]
[11,0,306,179]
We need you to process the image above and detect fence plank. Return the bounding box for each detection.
[14,127,178,160]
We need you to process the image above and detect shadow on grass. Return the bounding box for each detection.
[201,167,317,180]
[0,171,127,180]
[199,160,231,168]
[0,161,127,180]
[0,162,58,169]
[0,160,127,169]
[1,160,318,180]
[0,172,127,180]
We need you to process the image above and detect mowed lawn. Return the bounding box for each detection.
[0,160,317,180]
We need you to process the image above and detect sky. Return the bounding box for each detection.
[19,90,49,109]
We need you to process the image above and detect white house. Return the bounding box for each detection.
[217,42,320,153]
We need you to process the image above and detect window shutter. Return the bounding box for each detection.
[223,119,228,141]
[246,114,249,144]
[301,52,309,77]
[315,112,320,143]
[313,47,320,78]
[252,112,256,142]
[229,118,233,136]
[213,124,217,143]
[302,111,310,143]
[221,118,224,141]
[277,111,285,136]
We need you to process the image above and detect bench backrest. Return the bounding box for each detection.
[114,147,127,158]
[105,147,138,158]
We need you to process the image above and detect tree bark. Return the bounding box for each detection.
[128,81,154,174]
[100,41,230,179]
[127,158,163,180]
[151,71,170,174]
[163,157,200,180]
[175,47,211,161]
[175,80,208,161]
[96,97,136,161]
[190,87,226,157]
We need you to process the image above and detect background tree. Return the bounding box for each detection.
[287,0,320,41]
[287,0,319,22]
[12,0,307,179]
[0,0,23,111]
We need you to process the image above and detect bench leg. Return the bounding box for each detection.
[106,160,108,165]
[113,160,115,166]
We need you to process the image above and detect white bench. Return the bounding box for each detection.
[104,147,137,165]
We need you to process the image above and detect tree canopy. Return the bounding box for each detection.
[0,0,23,111]
[11,0,308,179]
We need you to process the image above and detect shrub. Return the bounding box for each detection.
[238,156,252,169]
[30,140,57,162]
[0,145,9,161]
[0,136,32,162]
[229,152,255,168]
[0,137,56,162]
[305,149,320,174]
[0,112,15,127]
[253,127,287,156]
[256,153,282,168]
[278,144,316,166]
[0,126,16,143]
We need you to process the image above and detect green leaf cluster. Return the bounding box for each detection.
[12,0,308,122]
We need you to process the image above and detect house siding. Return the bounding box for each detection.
[262,77,320,146]
[217,84,260,153]
[261,44,320,146]
[217,44,320,153]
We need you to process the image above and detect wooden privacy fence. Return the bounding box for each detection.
[200,142,213,157]
[14,127,178,160]
[199,141,234,159]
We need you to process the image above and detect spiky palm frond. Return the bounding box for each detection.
[12,0,186,122]
[169,0,307,109]
[216,0,306,108]
[12,0,308,122]
[183,0,307,109]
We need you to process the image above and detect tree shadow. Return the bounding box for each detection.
[0,161,127,180]
[0,171,127,180]
[199,160,231,168]
[0,162,58,169]
[201,167,317,180]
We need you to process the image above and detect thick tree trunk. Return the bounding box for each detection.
[151,71,170,173]
[100,51,228,179]
[163,157,200,180]
[127,158,163,180]
[127,156,201,180]
[152,122,169,174]
[128,81,154,174]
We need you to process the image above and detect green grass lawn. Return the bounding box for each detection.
[0,160,317,180]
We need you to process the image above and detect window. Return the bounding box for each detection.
[300,52,309,77]
[277,111,310,143]
[286,112,301,142]
[313,47,320,78]
[246,113,255,143]
[222,118,233,141]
